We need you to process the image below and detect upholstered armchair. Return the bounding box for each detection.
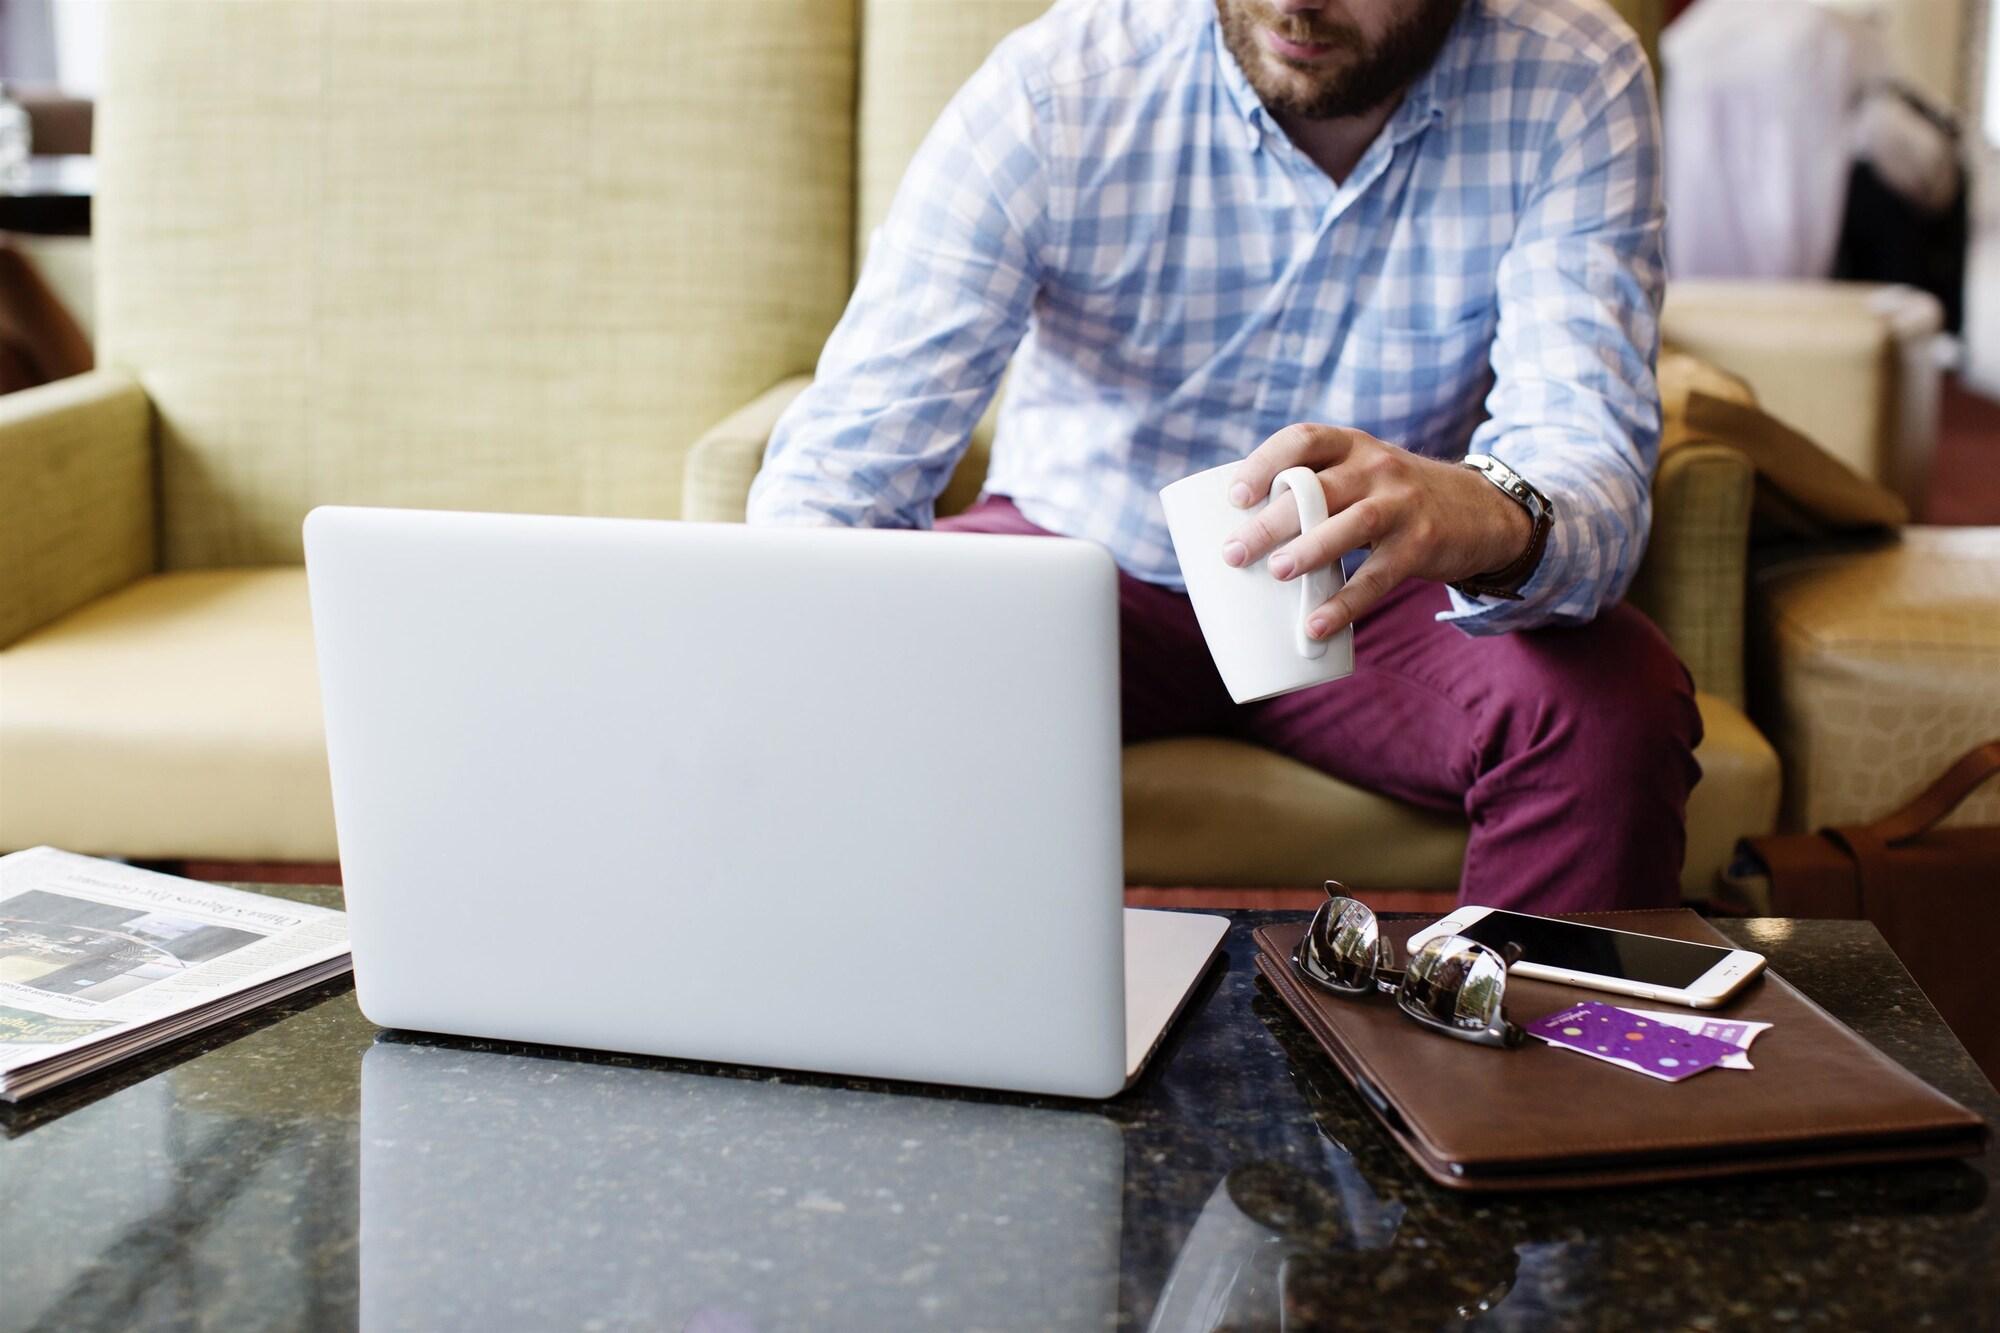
[2,0,1783,903]
[1,0,861,862]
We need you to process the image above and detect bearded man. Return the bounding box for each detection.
[749,0,1698,912]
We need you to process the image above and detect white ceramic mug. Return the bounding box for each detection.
[1159,463,1355,704]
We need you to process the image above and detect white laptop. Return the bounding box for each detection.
[303,506,1227,1098]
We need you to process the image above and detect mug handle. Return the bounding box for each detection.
[1270,466,1343,660]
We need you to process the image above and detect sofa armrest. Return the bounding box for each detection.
[1683,690,1780,905]
[681,376,814,523]
[0,370,154,649]
[1628,441,1752,710]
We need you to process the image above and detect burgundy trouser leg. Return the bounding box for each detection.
[937,496,1703,911]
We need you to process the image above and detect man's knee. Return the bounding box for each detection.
[1480,606,1702,787]
[1458,607,1700,911]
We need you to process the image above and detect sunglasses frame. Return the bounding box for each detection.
[1290,883,1524,1049]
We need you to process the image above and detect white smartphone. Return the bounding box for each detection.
[1406,906,1766,1009]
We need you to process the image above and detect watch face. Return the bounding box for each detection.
[1463,456,1551,520]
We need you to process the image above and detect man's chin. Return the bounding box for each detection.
[1255,61,1353,111]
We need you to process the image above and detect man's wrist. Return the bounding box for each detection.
[1451,454,1554,601]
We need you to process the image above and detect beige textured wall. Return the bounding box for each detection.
[96,0,858,568]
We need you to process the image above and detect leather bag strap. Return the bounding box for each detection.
[1821,738,2000,929]
[1823,822,1902,936]
[1868,738,2000,846]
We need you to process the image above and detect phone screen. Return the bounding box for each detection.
[1452,911,1731,989]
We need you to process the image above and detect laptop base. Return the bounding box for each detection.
[1123,909,1230,1087]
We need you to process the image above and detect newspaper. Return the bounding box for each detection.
[0,846,351,1101]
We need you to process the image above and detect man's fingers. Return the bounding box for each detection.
[1224,461,1369,568]
[1220,494,1305,568]
[1266,492,1381,580]
[1305,550,1402,640]
[1227,423,1357,509]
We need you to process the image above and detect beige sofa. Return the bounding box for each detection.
[2,0,1782,899]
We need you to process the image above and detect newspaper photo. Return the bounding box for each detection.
[0,846,351,1101]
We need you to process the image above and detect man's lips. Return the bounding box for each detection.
[1261,27,1339,62]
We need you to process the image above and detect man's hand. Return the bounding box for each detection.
[1220,424,1532,640]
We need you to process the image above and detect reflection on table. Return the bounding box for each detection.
[359,1039,1124,1332]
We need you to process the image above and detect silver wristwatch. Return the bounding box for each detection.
[1451,453,1554,601]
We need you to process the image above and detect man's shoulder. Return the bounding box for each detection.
[1464,0,1649,81]
[990,0,1210,100]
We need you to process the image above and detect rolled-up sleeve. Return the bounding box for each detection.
[747,50,1047,530]
[1439,41,1665,634]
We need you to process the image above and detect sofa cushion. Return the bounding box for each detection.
[1657,346,1757,420]
[2,571,1778,897]
[0,569,336,860]
[1123,694,1778,901]
[1122,736,1469,892]
[1682,692,1783,909]
[1681,392,1908,541]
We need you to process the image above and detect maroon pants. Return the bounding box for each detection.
[940,497,1704,911]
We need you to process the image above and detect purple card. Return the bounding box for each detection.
[1526,1002,1741,1082]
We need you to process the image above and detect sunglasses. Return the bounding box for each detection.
[1290,885,1525,1049]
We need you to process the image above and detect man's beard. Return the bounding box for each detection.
[1217,0,1466,121]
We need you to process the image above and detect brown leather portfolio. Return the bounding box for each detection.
[1253,910,1987,1192]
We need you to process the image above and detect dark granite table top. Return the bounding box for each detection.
[2,895,1994,1332]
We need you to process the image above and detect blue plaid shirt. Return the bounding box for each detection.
[749,0,1664,632]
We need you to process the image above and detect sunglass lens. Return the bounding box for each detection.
[1400,935,1509,1034]
[1305,896,1382,991]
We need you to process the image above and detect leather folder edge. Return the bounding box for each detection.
[1250,922,1986,1193]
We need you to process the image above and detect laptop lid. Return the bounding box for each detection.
[305,507,1131,1097]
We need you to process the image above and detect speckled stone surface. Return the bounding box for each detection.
[2,894,1993,1332]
